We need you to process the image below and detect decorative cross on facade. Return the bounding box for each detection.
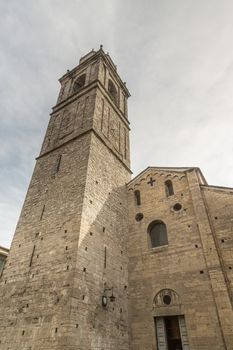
[147,177,156,187]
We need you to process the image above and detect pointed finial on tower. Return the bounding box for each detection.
[100,44,103,50]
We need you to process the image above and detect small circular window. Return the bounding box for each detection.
[163,294,171,305]
[173,203,182,211]
[135,213,143,222]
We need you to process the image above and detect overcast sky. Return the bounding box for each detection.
[1,0,233,248]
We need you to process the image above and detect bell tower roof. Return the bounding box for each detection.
[40,46,131,170]
[59,46,130,98]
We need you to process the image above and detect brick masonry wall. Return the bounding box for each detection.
[127,168,229,350]
[188,172,233,349]
[2,48,233,350]
[68,132,131,349]
[202,186,233,295]
[0,48,131,350]
[202,186,233,341]
[0,132,92,350]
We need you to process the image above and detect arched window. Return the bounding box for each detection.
[165,180,174,197]
[73,74,86,93]
[148,221,168,248]
[108,79,118,104]
[134,190,141,206]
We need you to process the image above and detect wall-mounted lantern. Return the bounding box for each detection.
[102,287,116,307]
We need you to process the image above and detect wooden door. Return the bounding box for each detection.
[155,317,168,350]
[178,315,189,350]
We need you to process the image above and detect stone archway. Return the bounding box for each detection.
[153,289,189,350]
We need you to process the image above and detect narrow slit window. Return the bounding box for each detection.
[108,79,118,105]
[104,247,107,269]
[165,180,174,197]
[29,245,36,267]
[101,98,104,131]
[124,128,127,159]
[134,190,141,206]
[40,205,45,220]
[56,155,62,173]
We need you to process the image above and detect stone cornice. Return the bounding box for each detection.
[51,80,130,129]
[36,128,132,174]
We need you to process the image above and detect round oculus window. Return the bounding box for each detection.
[135,213,144,222]
[163,294,171,305]
[173,203,182,211]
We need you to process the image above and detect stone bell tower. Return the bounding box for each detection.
[0,47,131,350]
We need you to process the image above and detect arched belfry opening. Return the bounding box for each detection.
[73,74,86,93]
[108,79,118,104]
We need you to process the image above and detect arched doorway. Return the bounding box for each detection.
[153,289,189,350]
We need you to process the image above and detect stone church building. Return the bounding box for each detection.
[0,47,233,350]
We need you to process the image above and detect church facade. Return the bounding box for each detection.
[0,48,233,350]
